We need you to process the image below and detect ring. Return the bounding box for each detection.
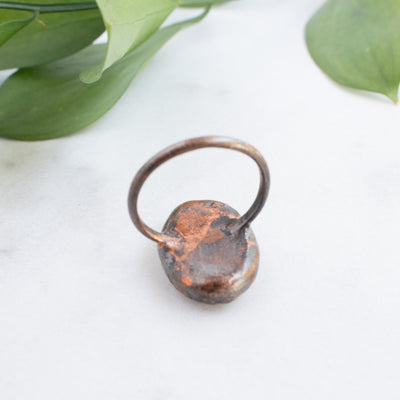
[128,136,270,244]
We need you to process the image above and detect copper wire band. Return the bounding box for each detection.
[128,136,270,244]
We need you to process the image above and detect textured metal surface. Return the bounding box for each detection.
[128,136,270,245]
[128,136,269,304]
[158,201,259,304]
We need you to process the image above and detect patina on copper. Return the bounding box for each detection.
[128,136,270,304]
[159,200,259,304]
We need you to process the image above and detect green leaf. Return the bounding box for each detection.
[0,11,34,46]
[180,0,233,7]
[306,0,400,102]
[0,0,105,69]
[0,8,209,141]
[80,0,177,83]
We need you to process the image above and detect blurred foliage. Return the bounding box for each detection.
[0,0,399,140]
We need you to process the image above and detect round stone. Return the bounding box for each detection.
[158,200,259,304]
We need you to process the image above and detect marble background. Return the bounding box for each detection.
[1,0,400,399]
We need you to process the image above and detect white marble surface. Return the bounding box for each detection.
[1,0,400,399]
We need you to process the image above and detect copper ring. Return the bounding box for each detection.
[128,136,270,244]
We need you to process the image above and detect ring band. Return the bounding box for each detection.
[128,136,270,244]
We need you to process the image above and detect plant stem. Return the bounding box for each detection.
[0,1,98,13]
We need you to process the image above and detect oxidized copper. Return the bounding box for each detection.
[159,200,259,304]
[128,136,270,304]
